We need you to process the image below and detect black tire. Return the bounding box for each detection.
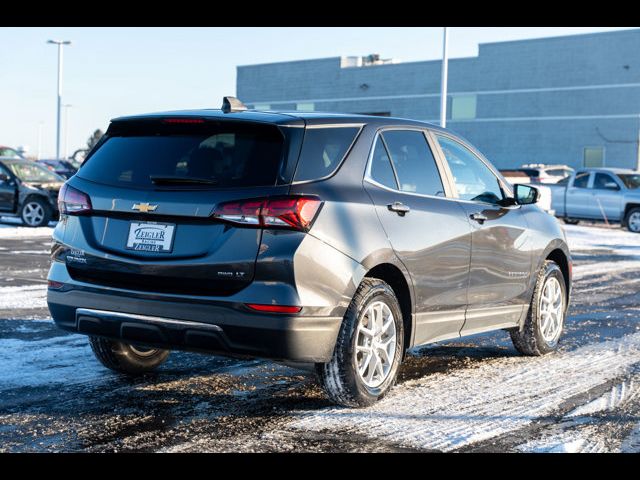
[89,336,170,374]
[510,260,567,356]
[624,207,640,233]
[563,218,579,225]
[316,277,404,407]
[20,197,51,227]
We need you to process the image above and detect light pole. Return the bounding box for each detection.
[47,39,71,159]
[440,27,449,128]
[37,122,44,160]
[63,104,73,159]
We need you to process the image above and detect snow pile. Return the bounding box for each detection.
[289,332,640,451]
[562,224,640,257]
[0,219,54,239]
[0,285,48,310]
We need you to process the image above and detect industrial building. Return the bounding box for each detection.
[237,29,640,170]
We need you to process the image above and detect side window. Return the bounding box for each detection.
[369,138,398,189]
[593,173,620,191]
[0,165,11,184]
[294,127,360,182]
[436,135,504,204]
[573,172,590,188]
[381,130,445,196]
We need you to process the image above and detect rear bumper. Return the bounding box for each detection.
[48,288,342,363]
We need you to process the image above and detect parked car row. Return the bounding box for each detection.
[500,164,574,185]
[0,146,80,226]
[0,158,64,226]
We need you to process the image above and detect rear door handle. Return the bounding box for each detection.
[387,202,410,216]
[470,212,487,224]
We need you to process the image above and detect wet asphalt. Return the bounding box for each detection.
[1,220,639,452]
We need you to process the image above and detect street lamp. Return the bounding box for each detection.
[440,27,449,128]
[63,104,73,159]
[47,39,71,159]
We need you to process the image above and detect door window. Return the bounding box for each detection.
[436,135,504,204]
[593,173,620,191]
[381,130,445,196]
[573,172,590,188]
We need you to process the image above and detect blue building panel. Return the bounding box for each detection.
[237,29,640,170]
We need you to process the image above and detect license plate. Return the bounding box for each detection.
[126,222,176,253]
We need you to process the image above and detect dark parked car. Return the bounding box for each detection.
[0,158,64,226]
[47,98,572,407]
[37,159,78,179]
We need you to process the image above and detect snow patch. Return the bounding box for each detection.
[563,224,640,258]
[288,332,640,451]
[567,379,639,418]
[0,222,54,239]
[0,285,48,310]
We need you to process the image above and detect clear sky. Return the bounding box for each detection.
[1,26,636,158]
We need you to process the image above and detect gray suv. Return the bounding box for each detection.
[48,98,572,407]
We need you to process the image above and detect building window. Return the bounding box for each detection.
[296,102,315,112]
[253,104,271,110]
[584,147,605,167]
[451,95,477,120]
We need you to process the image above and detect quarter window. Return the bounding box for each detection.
[369,139,398,189]
[436,135,503,204]
[381,130,445,197]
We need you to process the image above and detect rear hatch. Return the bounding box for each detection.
[64,117,301,296]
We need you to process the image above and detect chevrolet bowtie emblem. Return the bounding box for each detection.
[132,203,158,213]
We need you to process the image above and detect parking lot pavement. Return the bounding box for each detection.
[0,219,639,452]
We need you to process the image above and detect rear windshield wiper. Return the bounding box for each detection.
[150,175,219,185]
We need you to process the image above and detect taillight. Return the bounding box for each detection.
[58,183,92,215]
[212,196,322,231]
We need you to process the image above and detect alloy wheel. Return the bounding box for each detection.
[539,276,564,345]
[628,212,640,233]
[355,300,397,388]
[22,202,45,226]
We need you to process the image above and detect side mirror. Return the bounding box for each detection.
[604,182,620,191]
[514,184,539,205]
[0,173,10,184]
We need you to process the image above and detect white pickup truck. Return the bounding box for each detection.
[547,168,640,232]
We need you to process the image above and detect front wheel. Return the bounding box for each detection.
[625,207,640,233]
[89,336,170,374]
[563,218,579,225]
[316,278,404,407]
[510,260,567,356]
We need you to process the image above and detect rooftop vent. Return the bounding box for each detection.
[221,96,247,113]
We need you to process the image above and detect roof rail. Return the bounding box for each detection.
[221,96,248,113]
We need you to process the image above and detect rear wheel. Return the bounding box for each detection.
[510,260,566,356]
[625,207,640,233]
[316,278,404,407]
[89,336,170,374]
[20,197,51,227]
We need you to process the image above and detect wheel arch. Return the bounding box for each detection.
[363,262,414,352]
[623,203,640,227]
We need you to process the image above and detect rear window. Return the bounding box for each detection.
[617,173,640,189]
[78,122,285,189]
[293,126,360,182]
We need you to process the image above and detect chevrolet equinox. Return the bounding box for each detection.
[47,97,572,407]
